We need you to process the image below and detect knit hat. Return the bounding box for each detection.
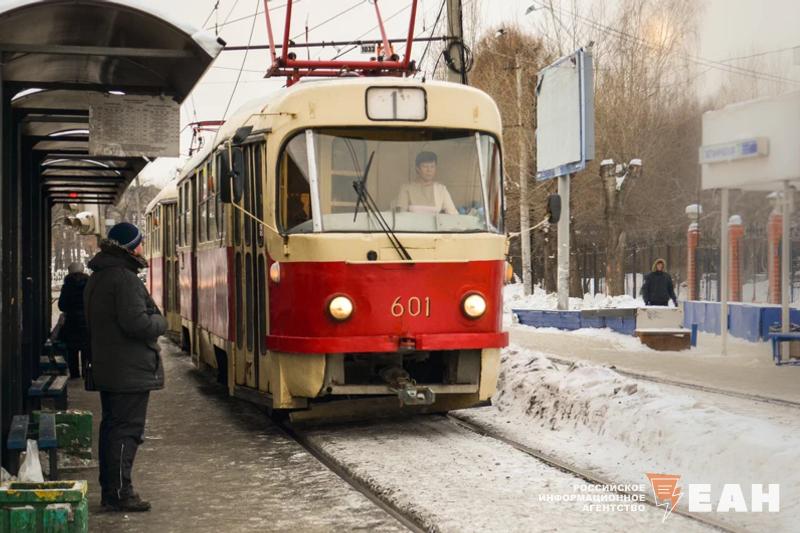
[67,262,84,274]
[108,222,143,251]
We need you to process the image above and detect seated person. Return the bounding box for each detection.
[396,151,458,215]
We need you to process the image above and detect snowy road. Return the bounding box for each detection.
[299,416,714,533]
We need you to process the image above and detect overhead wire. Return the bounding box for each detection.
[206,0,297,30]
[220,0,261,124]
[415,0,446,73]
[290,0,367,41]
[526,0,800,87]
[330,3,412,60]
[202,1,221,29]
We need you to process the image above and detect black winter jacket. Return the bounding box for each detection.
[58,272,89,344]
[85,240,166,392]
[641,260,677,306]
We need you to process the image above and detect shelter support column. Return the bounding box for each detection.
[720,189,729,355]
[728,215,744,302]
[768,205,783,305]
[685,204,701,301]
[782,182,792,334]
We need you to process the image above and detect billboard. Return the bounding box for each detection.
[700,90,800,190]
[535,46,595,180]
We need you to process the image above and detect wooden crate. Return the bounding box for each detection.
[636,328,692,351]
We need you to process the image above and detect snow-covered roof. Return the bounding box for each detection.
[146,180,178,213]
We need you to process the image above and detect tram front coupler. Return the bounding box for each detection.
[380,366,436,406]
[396,383,435,406]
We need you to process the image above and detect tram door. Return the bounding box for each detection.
[233,141,268,391]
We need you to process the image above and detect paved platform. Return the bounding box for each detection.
[67,339,403,533]
[509,324,800,404]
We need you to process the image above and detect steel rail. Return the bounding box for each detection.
[275,420,427,533]
[447,414,744,533]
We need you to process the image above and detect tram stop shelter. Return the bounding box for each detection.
[0,0,223,466]
[699,90,800,356]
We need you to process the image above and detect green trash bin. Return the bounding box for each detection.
[32,410,93,460]
[0,481,88,533]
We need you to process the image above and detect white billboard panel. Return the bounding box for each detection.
[701,90,800,190]
[89,94,180,158]
[536,47,594,180]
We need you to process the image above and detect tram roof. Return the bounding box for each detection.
[1,0,224,205]
[176,78,502,184]
[145,179,178,213]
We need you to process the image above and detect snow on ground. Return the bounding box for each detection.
[504,283,646,312]
[303,417,711,533]
[454,345,800,532]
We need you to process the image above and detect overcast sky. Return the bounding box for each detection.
[138,0,800,185]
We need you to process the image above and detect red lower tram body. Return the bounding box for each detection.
[165,242,506,413]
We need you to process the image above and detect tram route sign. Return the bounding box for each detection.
[89,94,180,158]
[535,46,594,180]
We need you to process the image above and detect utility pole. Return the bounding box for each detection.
[446,0,467,84]
[515,54,532,295]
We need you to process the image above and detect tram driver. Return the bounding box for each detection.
[396,151,458,215]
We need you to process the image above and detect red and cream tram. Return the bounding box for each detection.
[150,78,509,418]
[144,182,181,342]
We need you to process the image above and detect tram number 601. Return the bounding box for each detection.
[391,296,431,318]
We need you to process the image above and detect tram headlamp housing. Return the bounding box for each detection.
[504,262,515,284]
[328,296,354,321]
[462,293,487,319]
[269,262,281,283]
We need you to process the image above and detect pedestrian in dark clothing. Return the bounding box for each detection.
[57,262,91,378]
[641,258,678,307]
[85,222,166,513]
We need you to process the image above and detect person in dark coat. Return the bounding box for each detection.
[641,258,678,307]
[85,222,166,513]
[57,262,90,378]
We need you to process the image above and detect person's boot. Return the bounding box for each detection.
[102,492,151,512]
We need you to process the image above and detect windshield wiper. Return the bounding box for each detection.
[352,151,374,223]
[351,149,412,261]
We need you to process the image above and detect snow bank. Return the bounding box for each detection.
[476,345,800,531]
[504,283,645,312]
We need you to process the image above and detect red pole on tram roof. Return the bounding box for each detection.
[372,0,393,58]
[402,0,419,69]
[263,0,278,66]
[281,0,294,65]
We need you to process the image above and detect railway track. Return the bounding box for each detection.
[446,413,744,533]
[545,354,800,409]
[275,411,736,533]
[275,419,428,533]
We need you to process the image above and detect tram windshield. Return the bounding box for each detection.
[278,128,503,234]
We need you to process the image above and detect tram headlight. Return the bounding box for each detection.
[462,293,487,319]
[269,262,281,283]
[504,262,515,284]
[328,295,354,321]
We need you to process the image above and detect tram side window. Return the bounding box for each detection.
[215,154,225,239]
[243,145,252,246]
[206,160,217,241]
[177,187,182,247]
[279,135,313,232]
[145,214,151,256]
[199,168,207,243]
[254,144,264,245]
[186,179,194,246]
